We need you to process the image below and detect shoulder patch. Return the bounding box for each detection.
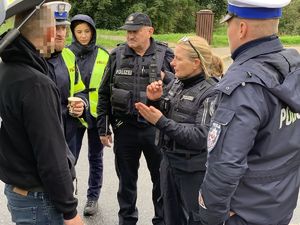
[207,122,221,153]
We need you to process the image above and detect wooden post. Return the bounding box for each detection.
[196,10,214,45]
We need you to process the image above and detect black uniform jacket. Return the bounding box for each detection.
[152,74,218,171]
[0,34,77,220]
[97,38,174,136]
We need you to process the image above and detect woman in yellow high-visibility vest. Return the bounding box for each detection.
[69,14,109,217]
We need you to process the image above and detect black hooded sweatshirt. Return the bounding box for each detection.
[0,34,78,220]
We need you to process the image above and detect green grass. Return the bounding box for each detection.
[97,29,126,36]
[279,36,300,46]
[1,20,300,48]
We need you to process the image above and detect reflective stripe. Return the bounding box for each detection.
[61,48,85,96]
[78,118,88,128]
[89,48,109,118]
[61,48,87,127]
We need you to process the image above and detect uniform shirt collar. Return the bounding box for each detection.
[180,72,205,88]
[232,35,278,60]
[124,37,156,56]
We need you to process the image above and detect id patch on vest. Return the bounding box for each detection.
[116,69,133,76]
[207,122,221,153]
[182,95,195,101]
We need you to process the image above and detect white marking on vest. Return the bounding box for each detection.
[279,106,300,129]
[182,95,194,101]
[116,69,133,76]
[0,116,2,128]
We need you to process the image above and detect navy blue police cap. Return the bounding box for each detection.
[120,12,152,31]
[221,0,291,23]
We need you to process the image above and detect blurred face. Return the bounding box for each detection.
[171,45,200,79]
[39,6,56,58]
[74,22,92,46]
[55,25,67,51]
[126,26,153,52]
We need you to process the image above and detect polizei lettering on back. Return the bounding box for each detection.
[116,69,133,76]
[279,106,300,129]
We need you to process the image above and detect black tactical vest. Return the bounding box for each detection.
[160,77,217,154]
[110,42,168,118]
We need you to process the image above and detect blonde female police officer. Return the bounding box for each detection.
[198,1,300,225]
[135,36,218,225]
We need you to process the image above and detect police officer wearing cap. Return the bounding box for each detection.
[97,12,174,225]
[47,1,87,155]
[198,0,300,225]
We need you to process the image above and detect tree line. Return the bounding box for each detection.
[69,0,300,35]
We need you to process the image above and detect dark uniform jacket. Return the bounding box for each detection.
[47,52,86,144]
[69,14,109,129]
[199,35,300,224]
[152,73,217,171]
[0,34,78,220]
[97,38,174,136]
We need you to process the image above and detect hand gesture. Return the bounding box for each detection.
[135,102,162,125]
[147,80,163,101]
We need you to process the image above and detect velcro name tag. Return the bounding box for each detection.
[116,69,133,76]
[182,95,194,101]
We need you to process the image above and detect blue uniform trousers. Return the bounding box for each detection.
[76,126,103,200]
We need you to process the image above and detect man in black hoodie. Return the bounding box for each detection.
[0,2,83,225]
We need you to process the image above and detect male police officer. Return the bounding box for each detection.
[97,12,174,225]
[198,0,300,225]
[47,1,87,155]
[0,1,83,224]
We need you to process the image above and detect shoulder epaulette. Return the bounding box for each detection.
[155,40,169,47]
[117,42,126,47]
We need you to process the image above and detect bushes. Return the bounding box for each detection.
[69,0,300,35]
[69,0,227,33]
[280,0,300,35]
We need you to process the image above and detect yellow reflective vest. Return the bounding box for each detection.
[61,48,87,127]
[61,48,85,96]
[88,48,109,118]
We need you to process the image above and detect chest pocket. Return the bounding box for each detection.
[114,64,135,90]
[172,95,197,123]
[207,107,235,153]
